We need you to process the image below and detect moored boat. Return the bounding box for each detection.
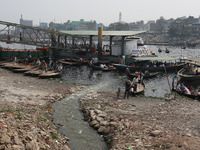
[39,71,61,78]
[130,82,145,95]
[127,72,159,79]
[101,66,116,71]
[113,57,183,72]
[58,59,81,66]
[172,88,199,99]
[178,67,200,81]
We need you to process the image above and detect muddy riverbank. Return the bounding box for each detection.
[2,66,200,150]
[80,91,200,149]
[0,68,80,150]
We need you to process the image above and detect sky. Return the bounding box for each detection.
[0,0,200,26]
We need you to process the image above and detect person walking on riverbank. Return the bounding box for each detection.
[124,79,132,99]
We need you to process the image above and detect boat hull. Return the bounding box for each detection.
[113,64,184,72]
[178,68,200,81]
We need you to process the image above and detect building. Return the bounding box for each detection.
[72,19,96,31]
[39,22,48,29]
[20,15,33,26]
[96,23,104,30]
[49,22,66,31]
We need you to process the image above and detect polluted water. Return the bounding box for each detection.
[52,78,119,150]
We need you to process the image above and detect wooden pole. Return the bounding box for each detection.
[164,65,171,93]
[98,27,102,60]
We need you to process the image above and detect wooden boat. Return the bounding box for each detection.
[12,68,32,73]
[172,87,199,100]
[39,71,61,78]
[178,68,200,81]
[127,72,159,79]
[58,59,81,66]
[114,57,184,72]
[101,66,116,71]
[130,82,145,95]
[24,68,38,75]
[24,69,44,76]
[165,48,170,53]
[114,63,183,72]
[0,62,30,69]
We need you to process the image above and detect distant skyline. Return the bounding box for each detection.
[1,0,200,26]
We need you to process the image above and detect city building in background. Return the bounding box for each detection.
[39,22,48,29]
[20,15,33,26]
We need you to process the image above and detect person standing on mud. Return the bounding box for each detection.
[124,79,132,99]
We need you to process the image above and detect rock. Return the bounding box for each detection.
[150,130,161,136]
[97,126,107,134]
[110,122,118,127]
[63,144,71,150]
[14,135,22,145]
[100,121,109,126]
[90,110,95,118]
[124,122,130,128]
[0,133,11,144]
[89,120,98,127]
[96,116,103,122]
[12,145,24,150]
[94,123,100,129]
[26,139,39,150]
[94,109,103,114]
[98,113,106,118]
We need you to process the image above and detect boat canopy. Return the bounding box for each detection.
[133,57,178,61]
[183,57,200,66]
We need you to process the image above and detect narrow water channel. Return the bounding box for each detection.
[52,79,118,150]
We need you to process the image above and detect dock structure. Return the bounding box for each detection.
[59,30,146,55]
[0,20,146,60]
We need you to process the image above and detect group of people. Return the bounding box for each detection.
[177,82,192,95]
[124,68,144,99]
[34,58,63,73]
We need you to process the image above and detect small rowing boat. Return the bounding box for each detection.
[127,72,159,79]
[130,82,145,95]
[39,71,61,78]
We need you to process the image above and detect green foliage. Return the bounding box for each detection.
[0,108,13,113]
[16,112,23,120]
[106,138,112,149]
[37,116,47,122]
[50,132,59,140]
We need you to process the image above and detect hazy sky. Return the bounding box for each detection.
[1,0,200,26]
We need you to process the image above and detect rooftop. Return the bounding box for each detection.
[59,30,146,36]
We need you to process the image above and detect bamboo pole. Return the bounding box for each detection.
[164,65,171,93]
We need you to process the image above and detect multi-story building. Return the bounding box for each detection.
[39,22,48,29]
[20,15,33,26]
[72,19,96,30]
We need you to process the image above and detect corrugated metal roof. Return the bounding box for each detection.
[59,30,146,36]
[134,57,177,61]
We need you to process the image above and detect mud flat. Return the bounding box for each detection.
[0,68,80,150]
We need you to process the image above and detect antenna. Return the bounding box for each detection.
[119,12,122,23]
